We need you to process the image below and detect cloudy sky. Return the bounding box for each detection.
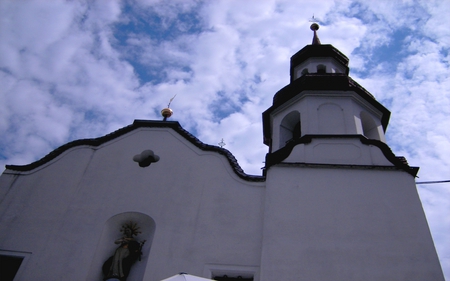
[1,0,449,277]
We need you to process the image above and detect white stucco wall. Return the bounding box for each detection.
[0,125,444,281]
[284,138,393,166]
[0,127,265,281]
[260,165,444,281]
[270,91,386,151]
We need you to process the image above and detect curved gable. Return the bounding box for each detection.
[5,120,265,182]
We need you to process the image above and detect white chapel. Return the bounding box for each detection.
[0,24,445,281]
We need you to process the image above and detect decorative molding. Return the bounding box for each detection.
[133,150,160,167]
[265,134,419,176]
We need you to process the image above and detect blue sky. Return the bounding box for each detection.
[0,0,449,278]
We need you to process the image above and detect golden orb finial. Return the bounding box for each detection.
[161,94,177,121]
[161,107,173,121]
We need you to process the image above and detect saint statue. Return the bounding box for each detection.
[102,222,146,281]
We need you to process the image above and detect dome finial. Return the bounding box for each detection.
[161,94,176,121]
[310,23,321,45]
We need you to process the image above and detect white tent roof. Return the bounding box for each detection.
[160,273,214,281]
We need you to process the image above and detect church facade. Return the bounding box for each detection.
[0,25,444,281]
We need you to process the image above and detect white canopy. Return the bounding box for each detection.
[160,273,214,281]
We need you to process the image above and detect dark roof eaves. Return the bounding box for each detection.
[262,75,391,144]
[5,120,265,182]
[5,122,138,172]
[264,135,419,177]
[290,44,350,67]
[272,74,380,105]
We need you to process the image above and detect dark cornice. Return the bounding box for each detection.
[291,44,349,66]
[5,120,265,182]
[290,44,350,80]
[264,134,419,177]
[262,74,391,145]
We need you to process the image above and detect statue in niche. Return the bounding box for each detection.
[102,221,146,281]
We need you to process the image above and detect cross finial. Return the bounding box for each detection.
[218,138,226,148]
[308,14,321,45]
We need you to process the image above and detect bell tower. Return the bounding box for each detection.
[262,23,403,171]
[259,24,444,281]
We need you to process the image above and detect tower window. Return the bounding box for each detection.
[360,111,380,140]
[280,111,301,148]
[0,255,24,281]
[213,275,254,281]
[292,121,301,140]
[317,64,326,73]
[206,264,258,281]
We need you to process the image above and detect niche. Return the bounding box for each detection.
[87,212,156,281]
[317,103,345,134]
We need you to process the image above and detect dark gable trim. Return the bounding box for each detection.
[5,120,265,182]
[265,135,419,177]
[262,74,391,145]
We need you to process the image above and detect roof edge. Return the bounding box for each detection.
[5,120,265,182]
[290,44,349,67]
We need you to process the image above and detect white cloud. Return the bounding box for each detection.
[0,0,449,278]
